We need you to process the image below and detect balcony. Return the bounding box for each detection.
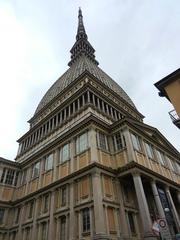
[169,109,180,129]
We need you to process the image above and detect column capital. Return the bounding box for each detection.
[165,185,170,191]
[132,170,141,177]
[91,167,101,177]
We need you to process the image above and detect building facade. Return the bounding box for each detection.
[155,69,180,129]
[0,9,180,240]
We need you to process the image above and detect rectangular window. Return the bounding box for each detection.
[123,184,130,202]
[76,132,88,154]
[107,207,116,232]
[14,172,19,186]
[0,209,5,224]
[61,186,66,206]
[145,142,154,159]
[25,227,30,240]
[45,153,54,171]
[60,216,66,240]
[21,169,27,185]
[43,194,49,213]
[167,157,177,172]
[60,143,70,163]
[128,212,136,235]
[104,176,112,196]
[156,150,166,166]
[98,132,108,151]
[0,168,6,183]
[41,222,47,240]
[131,133,142,152]
[175,162,180,174]
[114,131,126,151]
[82,208,90,232]
[11,231,17,240]
[32,162,40,178]
[28,201,34,218]
[81,176,89,199]
[5,169,15,185]
[15,207,20,224]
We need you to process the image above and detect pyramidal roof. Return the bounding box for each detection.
[35,9,136,115]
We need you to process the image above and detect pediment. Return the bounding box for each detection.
[127,118,179,155]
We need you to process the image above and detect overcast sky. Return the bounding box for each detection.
[0,0,179,160]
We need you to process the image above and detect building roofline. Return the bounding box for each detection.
[154,68,180,101]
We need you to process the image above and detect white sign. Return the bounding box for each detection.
[152,221,160,236]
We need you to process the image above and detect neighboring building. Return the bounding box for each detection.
[0,9,180,240]
[155,69,180,129]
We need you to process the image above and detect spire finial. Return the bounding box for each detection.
[68,8,99,66]
[76,7,87,40]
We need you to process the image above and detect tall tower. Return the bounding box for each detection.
[0,9,179,240]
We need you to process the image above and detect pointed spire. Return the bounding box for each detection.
[76,8,87,40]
[68,8,99,66]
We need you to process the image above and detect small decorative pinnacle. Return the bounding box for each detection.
[68,8,99,66]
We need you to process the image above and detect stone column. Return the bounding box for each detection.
[48,191,55,239]
[102,101,105,112]
[151,180,166,219]
[97,98,100,109]
[77,98,80,110]
[116,180,130,239]
[151,181,173,237]
[133,172,156,240]
[73,101,76,114]
[177,191,180,205]
[92,94,96,106]
[53,149,58,182]
[31,197,39,239]
[106,104,110,115]
[82,94,85,106]
[55,217,60,240]
[2,169,7,184]
[64,108,67,120]
[123,128,136,162]
[38,160,43,189]
[70,138,75,173]
[17,204,25,239]
[165,186,180,232]
[87,91,90,103]
[89,128,98,163]
[25,168,31,195]
[92,169,109,239]
[69,181,75,240]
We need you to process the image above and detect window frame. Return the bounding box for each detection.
[131,133,142,152]
[156,150,166,166]
[31,161,40,179]
[61,186,67,206]
[60,216,66,240]
[82,208,90,233]
[113,131,126,151]
[98,131,108,151]
[127,211,136,235]
[44,153,54,171]
[76,132,88,154]
[43,194,49,213]
[145,142,154,159]
[0,208,5,224]
[60,143,70,163]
